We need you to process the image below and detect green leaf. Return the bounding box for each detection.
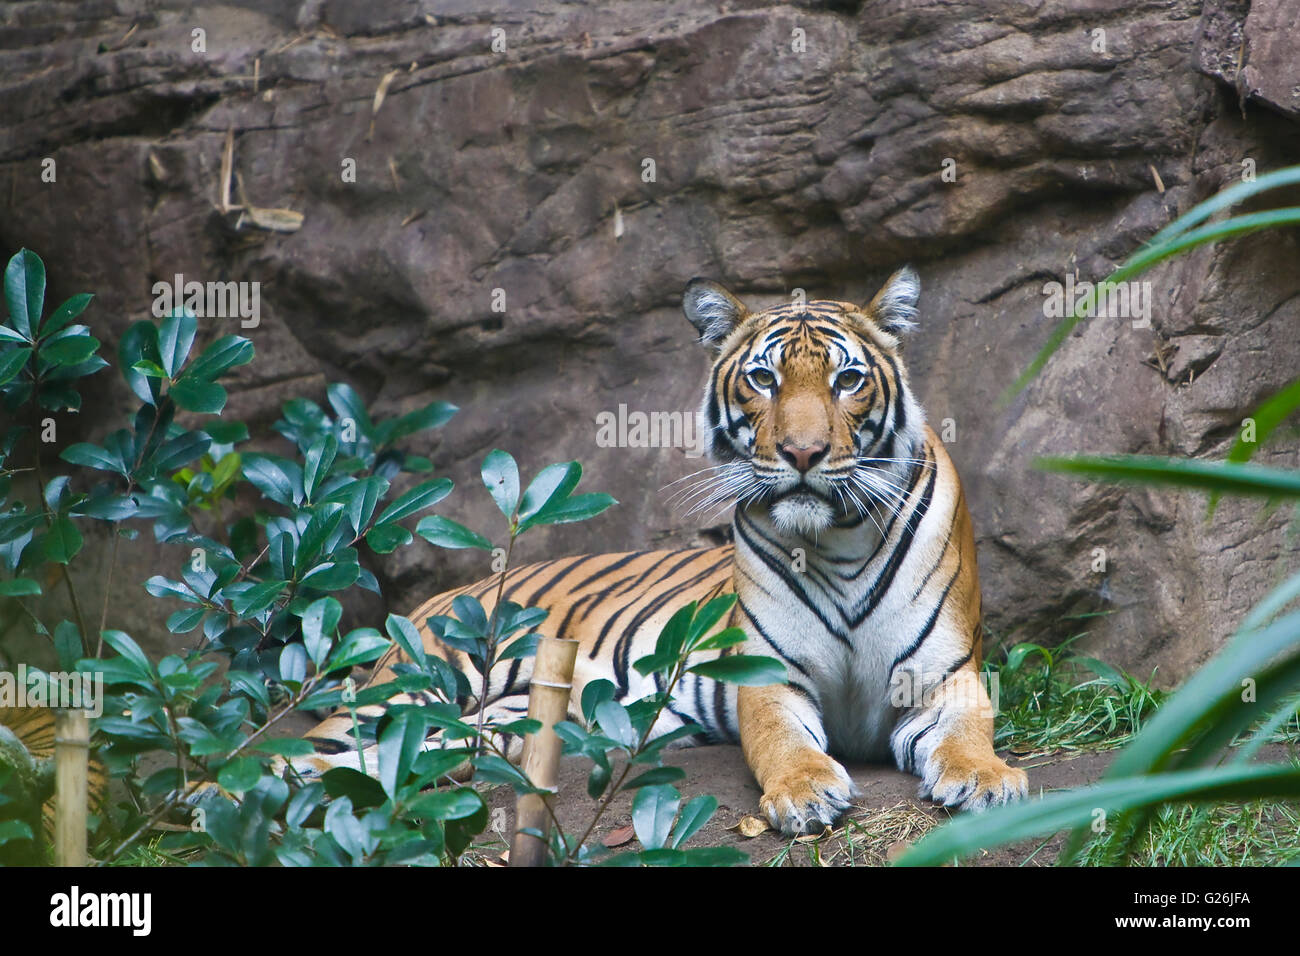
[302,434,338,501]
[41,333,99,366]
[326,383,373,439]
[4,249,45,340]
[59,443,125,474]
[144,576,195,602]
[365,523,412,553]
[118,321,163,405]
[321,768,387,810]
[375,477,453,526]
[519,492,617,531]
[0,578,40,597]
[378,708,429,798]
[300,597,342,666]
[300,560,360,591]
[0,820,34,847]
[581,679,616,723]
[595,699,638,749]
[625,766,687,789]
[228,579,288,616]
[324,628,389,673]
[217,757,264,793]
[206,420,249,445]
[252,737,316,758]
[184,335,254,382]
[686,594,738,650]
[415,515,493,551]
[688,654,787,686]
[517,462,581,525]
[670,794,718,849]
[242,454,297,506]
[632,784,680,851]
[692,627,747,653]
[285,782,326,827]
[470,753,539,792]
[100,630,154,677]
[498,633,539,660]
[158,310,198,378]
[678,846,748,866]
[41,293,93,337]
[170,377,228,414]
[165,607,205,634]
[0,347,32,386]
[377,400,458,444]
[43,515,82,564]
[481,449,520,519]
[150,431,211,474]
[406,788,483,822]
[279,642,308,685]
[53,620,81,670]
[384,614,427,669]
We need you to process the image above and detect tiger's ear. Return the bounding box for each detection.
[683,278,749,347]
[865,267,920,334]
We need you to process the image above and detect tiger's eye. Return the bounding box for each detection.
[834,369,864,392]
[748,368,776,390]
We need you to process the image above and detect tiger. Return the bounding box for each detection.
[289,270,1029,837]
[295,268,1028,835]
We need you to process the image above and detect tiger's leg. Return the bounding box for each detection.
[737,683,855,835]
[890,665,1027,810]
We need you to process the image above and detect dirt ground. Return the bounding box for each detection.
[477,744,1118,867]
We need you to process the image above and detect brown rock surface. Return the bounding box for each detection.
[2,0,1299,684]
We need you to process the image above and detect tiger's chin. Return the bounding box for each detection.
[768,493,835,537]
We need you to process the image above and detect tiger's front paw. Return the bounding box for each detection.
[921,745,1027,811]
[759,751,855,835]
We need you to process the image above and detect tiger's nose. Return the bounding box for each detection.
[778,441,829,473]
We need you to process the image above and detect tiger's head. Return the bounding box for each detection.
[680,269,927,537]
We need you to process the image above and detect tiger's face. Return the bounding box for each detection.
[681,269,927,537]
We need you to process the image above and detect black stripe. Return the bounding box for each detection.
[888,547,964,678]
[846,451,936,628]
[735,509,850,645]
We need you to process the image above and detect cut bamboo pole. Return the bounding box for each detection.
[510,637,578,867]
[54,709,89,867]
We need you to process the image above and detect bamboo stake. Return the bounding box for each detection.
[54,709,89,867]
[510,637,578,867]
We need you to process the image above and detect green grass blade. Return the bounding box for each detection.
[1036,455,1300,498]
[895,763,1300,867]
[1058,609,1300,861]
[1238,568,1300,636]
[1103,610,1300,779]
[1002,162,1300,402]
[1145,165,1300,247]
[1210,376,1300,515]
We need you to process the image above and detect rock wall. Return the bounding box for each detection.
[2,0,1298,684]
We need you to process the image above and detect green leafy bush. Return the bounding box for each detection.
[0,248,776,866]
